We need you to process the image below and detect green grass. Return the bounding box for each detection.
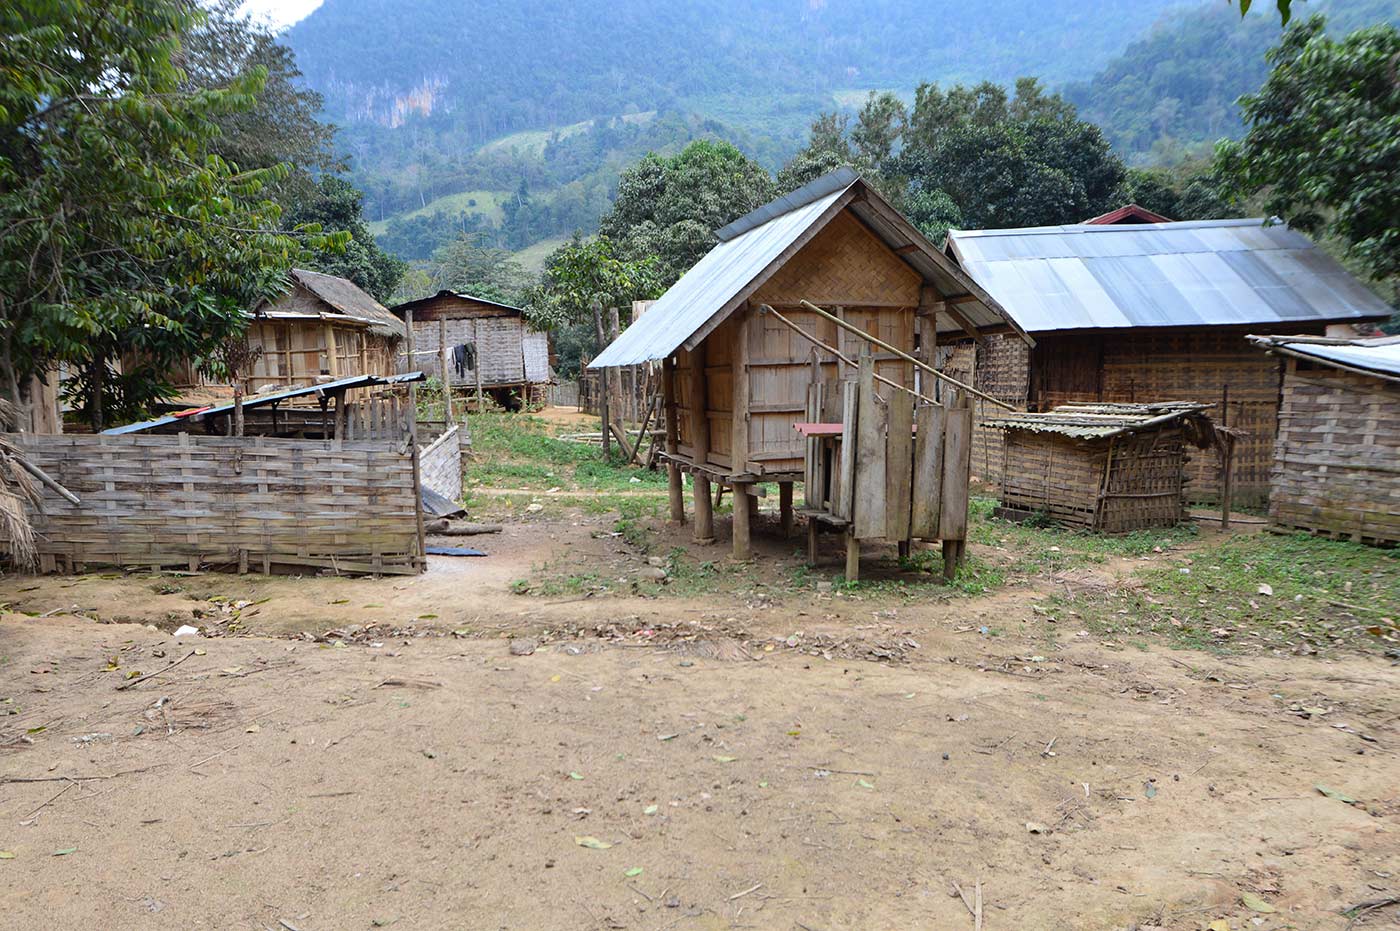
[1043,532,1399,655]
[464,414,667,498]
[367,189,508,235]
[480,121,593,158]
[513,237,568,272]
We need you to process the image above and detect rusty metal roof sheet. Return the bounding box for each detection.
[947,219,1393,333]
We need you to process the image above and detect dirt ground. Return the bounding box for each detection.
[1,503,1397,930]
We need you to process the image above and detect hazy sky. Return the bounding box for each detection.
[238,0,324,30]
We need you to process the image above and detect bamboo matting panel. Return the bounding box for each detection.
[1269,364,1400,546]
[998,433,1103,528]
[15,434,421,575]
[1097,428,1190,532]
[750,210,922,307]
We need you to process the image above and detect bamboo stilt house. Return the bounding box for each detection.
[389,291,552,409]
[166,269,405,395]
[983,402,1217,532]
[945,219,1393,506]
[589,168,1031,560]
[1249,335,1400,547]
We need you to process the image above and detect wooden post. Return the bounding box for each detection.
[779,481,794,536]
[324,324,341,378]
[731,481,752,560]
[731,308,752,474]
[403,308,418,418]
[845,530,860,582]
[807,518,819,566]
[474,321,484,412]
[688,342,714,543]
[662,357,684,524]
[1218,430,1236,531]
[439,317,454,424]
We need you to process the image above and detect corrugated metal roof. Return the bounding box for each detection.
[590,170,1028,369]
[104,371,427,435]
[1249,334,1400,381]
[983,402,1212,440]
[948,219,1393,333]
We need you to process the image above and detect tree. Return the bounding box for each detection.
[898,79,1125,230]
[524,235,662,377]
[776,93,907,199]
[284,176,406,302]
[179,0,341,207]
[427,235,532,305]
[1217,17,1400,288]
[181,2,405,301]
[0,0,340,429]
[599,141,775,284]
[1116,163,1240,222]
[1233,0,1293,25]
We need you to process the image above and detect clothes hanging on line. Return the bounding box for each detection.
[452,341,477,378]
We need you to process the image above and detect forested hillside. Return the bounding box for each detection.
[285,0,1183,260]
[1065,0,1400,163]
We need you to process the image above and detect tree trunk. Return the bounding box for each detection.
[607,305,624,422]
[89,357,105,433]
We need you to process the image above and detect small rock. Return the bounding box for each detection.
[509,638,537,656]
[664,896,680,909]
[636,567,667,581]
[422,748,437,759]
[941,753,950,761]
[646,556,666,567]
[1026,822,1048,834]
[678,659,694,668]
[526,502,544,513]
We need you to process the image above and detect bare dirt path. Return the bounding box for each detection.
[2,596,1397,930]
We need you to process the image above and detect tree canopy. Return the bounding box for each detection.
[0,0,341,428]
[598,141,776,284]
[1217,16,1400,288]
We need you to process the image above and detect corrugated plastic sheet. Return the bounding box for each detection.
[983,402,1210,439]
[949,219,1393,333]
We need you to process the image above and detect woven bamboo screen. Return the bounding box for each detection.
[1269,361,1400,546]
[15,433,422,576]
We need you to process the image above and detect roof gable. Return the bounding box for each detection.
[947,219,1393,334]
[284,269,404,339]
[590,170,1026,368]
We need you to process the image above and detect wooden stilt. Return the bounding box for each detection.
[779,481,794,536]
[845,531,860,582]
[662,358,684,524]
[806,519,819,566]
[694,474,714,543]
[942,539,963,579]
[897,540,910,560]
[731,482,752,560]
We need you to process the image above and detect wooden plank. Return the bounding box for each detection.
[731,481,752,560]
[834,381,858,521]
[885,374,914,542]
[852,348,887,540]
[911,403,945,539]
[663,357,684,523]
[938,393,973,541]
[731,308,752,473]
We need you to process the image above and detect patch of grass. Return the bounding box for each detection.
[1045,532,1399,655]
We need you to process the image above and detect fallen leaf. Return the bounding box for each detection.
[657,733,678,741]
[1315,784,1357,804]
[567,771,583,780]
[1240,891,1276,913]
[193,649,206,656]
[0,851,14,859]
[624,867,644,877]
[245,724,260,734]
[329,599,349,605]
[856,779,875,790]
[1207,921,1231,931]
[712,755,737,763]
[549,675,561,683]
[758,781,769,789]
[574,835,612,850]
[1257,583,1273,596]
[52,847,76,856]
[643,804,658,815]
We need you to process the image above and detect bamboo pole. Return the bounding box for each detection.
[758,304,939,406]
[787,301,1017,411]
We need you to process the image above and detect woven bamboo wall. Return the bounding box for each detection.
[15,434,422,575]
[1269,361,1400,546]
[997,426,1191,532]
[998,432,1104,528]
[1097,428,1192,532]
[967,335,1028,485]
